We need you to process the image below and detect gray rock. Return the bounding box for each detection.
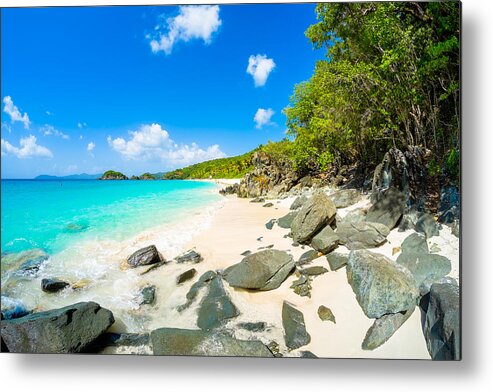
[337,221,390,250]
[177,270,216,312]
[197,275,239,331]
[366,187,406,229]
[300,351,318,358]
[237,322,267,332]
[139,260,167,275]
[291,192,337,244]
[150,328,273,357]
[300,266,328,276]
[318,305,336,323]
[126,245,162,268]
[175,249,203,264]
[310,225,339,254]
[401,233,429,254]
[140,285,156,305]
[265,219,276,230]
[339,209,367,224]
[398,211,420,232]
[277,211,298,229]
[223,250,295,291]
[424,282,460,360]
[415,213,440,238]
[296,249,320,266]
[177,268,197,284]
[290,195,308,210]
[263,202,274,208]
[326,252,348,271]
[1,302,114,353]
[41,278,70,293]
[437,186,460,224]
[346,250,419,318]
[362,309,414,350]
[267,340,282,357]
[451,219,460,237]
[241,250,252,256]
[329,189,362,208]
[290,275,312,298]
[282,301,311,350]
[250,197,265,203]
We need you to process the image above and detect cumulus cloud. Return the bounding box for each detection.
[3,96,31,129]
[87,142,95,152]
[149,5,222,55]
[254,108,275,129]
[1,135,53,158]
[40,124,69,140]
[77,122,87,129]
[107,123,226,166]
[246,54,276,87]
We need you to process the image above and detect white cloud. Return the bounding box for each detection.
[254,108,275,129]
[87,141,95,152]
[3,96,31,129]
[1,122,12,133]
[107,123,226,166]
[77,122,87,129]
[149,5,222,55]
[247,54,276,87]
[40,124,69,140]
[1,135,53,159]
[46,110,53,116]
[80,135,84,140]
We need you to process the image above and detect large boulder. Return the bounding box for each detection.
[336,221,390,250]
[346,250,419,318]
[126,245,162,268]
[329,189,362,208]
[150,328,273,357]
[223,250,295,291]
[277,211,298,229]
[290,195,308,210]
[366,187,406,229]
[282,301,311,350]
[310,226,339,254]
[415,213,440,239]
[362,309,414,350]
[197,274,239,330]
[1,302,114,353]
[291,192,337,244]
[424,282,460,360]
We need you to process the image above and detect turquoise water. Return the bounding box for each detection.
[1,179,221,255]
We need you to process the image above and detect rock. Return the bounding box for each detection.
[310,225,339,254]
[346,250,419,318]
[197,275,239,331]
[174,249,203,264]
[415,213,440,238]
[223,249,295,291]
[366,187,406,229]
[263,202,274,207]
[437,186,460,224]
[1,296,31,320]
[398,210,420,232]
[290,195,308,210]
[250,197,265,203]
[451,219,460,237]
[282,301,311,350]
[401,232,429,254]
[41,278,70,293]
[237,322,267,332]
[291,275,312,298]
[126,245,162,268]
[329,189,362,208]
[140,285,156,305]
[1,249,49,279]
[430,244,441,253]
[219,183,239,196]
[176,268,197,284]
[241,250,252,256]
[296,249,320,266]
[326,252,348,271]
[1,302,114,353]
[265,219,276,230]
[299,175,313,188]
[92,332,151,354]
[300,266,328,276]
[150,328,273,357]
[177,271,216,312]
[362,309,414,350]
[267,340,282,357]
[424,282,460,360]
[336,221,390,250]
[339,209,367,224]
[277,211,298,229]
[300,351,318,358]
[318,305,336,323]
[291,192,337,244]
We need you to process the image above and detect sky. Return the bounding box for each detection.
[1,4,325,178]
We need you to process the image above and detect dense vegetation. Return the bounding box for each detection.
[163,150,256,179]
[100,170,128,180]
[283,1,460,181]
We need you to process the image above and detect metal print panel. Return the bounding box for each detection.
[0,1,461,360]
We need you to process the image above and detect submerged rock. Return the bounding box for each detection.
[365,187,406,229]
[1,302,114,353]
[41,278,70,293]
[126,245,162,268]
[223,249,295,291]
[175,249,203,264]
[317,305,336,323]
[310,225,339,254]
[1,249,49,279]
[150,328,273,357]
[282,301,311,350]
[329,189,362,208]
[346,250,419,318]
[362,309,414,350]
[291,192,337,244]
[337,221,390,250]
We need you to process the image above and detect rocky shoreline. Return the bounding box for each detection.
[1,152,460,359]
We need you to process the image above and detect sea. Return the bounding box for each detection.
[1,179,224,333]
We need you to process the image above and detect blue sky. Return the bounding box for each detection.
[1,4,324,178]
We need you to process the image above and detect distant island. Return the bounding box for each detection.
[35,173,102,180]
